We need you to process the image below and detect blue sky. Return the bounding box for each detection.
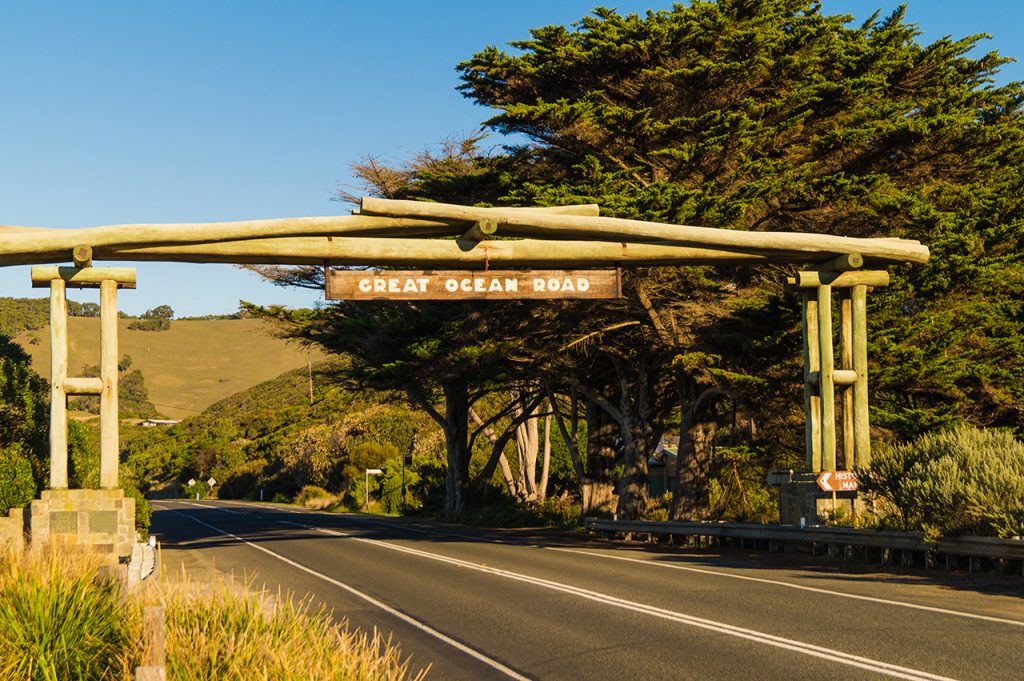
[2,1,1022,316]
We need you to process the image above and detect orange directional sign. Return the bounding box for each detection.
[817,470,858,492]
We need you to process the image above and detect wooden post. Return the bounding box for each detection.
[136,605,167,681]
[817,284,836,471]
[48,279,68,489]
[99,279,119,489]
[852,284,870,468]
[839,289,854,470]
[801,291,821,471]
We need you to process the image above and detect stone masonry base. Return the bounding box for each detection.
[29,488,136,562]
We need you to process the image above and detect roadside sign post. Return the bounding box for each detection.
[816,470,858,517]
[365,468,384,512]
[402,431,416,516]
[816,470,858,493]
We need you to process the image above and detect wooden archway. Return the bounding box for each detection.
[2,198,929,489]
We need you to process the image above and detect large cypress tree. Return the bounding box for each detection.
[449,0,1024,517]
[262,0,1023,521]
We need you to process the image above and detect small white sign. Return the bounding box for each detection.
[187,478,196,487]
[208,477,217,487]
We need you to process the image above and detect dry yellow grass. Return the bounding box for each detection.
[0,546,427,681]
[15,318,325,419]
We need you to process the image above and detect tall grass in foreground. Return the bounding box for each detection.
[162,586,424,680]
[0,549,131,680]
[0,547,425,681]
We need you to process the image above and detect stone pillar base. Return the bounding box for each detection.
[29,488,136,562]
[777,472,866,526]
[0,507,26,553]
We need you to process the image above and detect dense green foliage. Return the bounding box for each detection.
[0,444,36,515]
[303,0,1024,520]
[453,0,1024,439]
[123,358,440,506]
[0,336,49,512]
[860,426,1024,538]
[127,317,171,332]
[70,355,162,420]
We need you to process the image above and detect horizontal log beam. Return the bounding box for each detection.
[806,370,858,387]
[360,197,930,265]
[0,216,464,260]
[819,253,864,271]
[31,266,137,289]
[64,377,104,395]
[97,237,817,267]
[788,271,890,288]
[0,206,600,265]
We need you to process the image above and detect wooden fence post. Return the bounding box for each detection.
[135,604,166,681]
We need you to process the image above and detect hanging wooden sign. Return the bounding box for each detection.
[326,269,622,300]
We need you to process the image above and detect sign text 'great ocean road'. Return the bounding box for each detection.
[326,269,622,300]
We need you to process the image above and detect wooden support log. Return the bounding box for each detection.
[73,245,93,268]
[788,271,889,288]
[99,280,119,490]
[805,370,857,387]
[0,215,462,258]
[817,284,837,472]
[360,197,931,264]
[840,289,855,469]
[64,377,104,395]
[31,266,137,289]
[457,219,498,250]
[0,206,597,261]
[818,253,864,271]
[802,291,822,471]
[98,237,819,267]
[48,279,68,490]
[852,284,871,468]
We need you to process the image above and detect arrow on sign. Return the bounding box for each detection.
[817,470,858,492]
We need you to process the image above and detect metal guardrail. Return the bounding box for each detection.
[585,518,1024,564]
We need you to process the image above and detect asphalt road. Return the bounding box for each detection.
[150,500,1024,680]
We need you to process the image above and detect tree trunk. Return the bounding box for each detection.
[583,393,617,515]
[469,407,517,496]
[442,379,470,518]
[614,430,650,521]
[538,411,551,501]
[515,401,540,500]
[671,384,726,521]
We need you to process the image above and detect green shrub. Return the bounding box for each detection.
[127,318,170,331]
[0,444,36,514]
[860,426,1024,538]
[295,485,335,509]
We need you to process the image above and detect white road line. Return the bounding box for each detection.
[182,502,1024,629]
[285,520,957,681]
[172,511,531,681]
[545,546,1024,628]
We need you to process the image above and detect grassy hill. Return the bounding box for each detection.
[14,317,325,419]
[122,357,441,504]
